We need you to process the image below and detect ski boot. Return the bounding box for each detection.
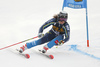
[40,45,49,53]
[17,44,28,53]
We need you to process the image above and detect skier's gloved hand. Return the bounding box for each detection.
[57,40,64,46]
[38,33,44,38]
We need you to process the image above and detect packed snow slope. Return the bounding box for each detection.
[0,0,100,67]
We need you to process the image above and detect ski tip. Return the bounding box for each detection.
[49,55,54,59]
[25,54,30,59]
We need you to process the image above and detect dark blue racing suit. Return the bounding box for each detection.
[26,18,70,49]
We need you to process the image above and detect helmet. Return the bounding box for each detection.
[57,11,68,21]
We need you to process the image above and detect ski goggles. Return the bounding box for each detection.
[59,18,67,21]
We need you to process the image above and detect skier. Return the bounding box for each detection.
[18,11,70,53]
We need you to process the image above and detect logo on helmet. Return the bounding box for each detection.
[74,0,83,2]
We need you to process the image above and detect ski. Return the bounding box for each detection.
[16,49,30,59]
[15,49,53,59]
[38,49,54,59]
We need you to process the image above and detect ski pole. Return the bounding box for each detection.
[0,36,38,50]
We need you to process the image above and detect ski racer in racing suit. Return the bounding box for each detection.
[18,11,70,53]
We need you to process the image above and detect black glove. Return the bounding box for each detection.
[57,40,65,46]
[38,33,44,38]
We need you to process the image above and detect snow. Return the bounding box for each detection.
[0,0,100,67]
